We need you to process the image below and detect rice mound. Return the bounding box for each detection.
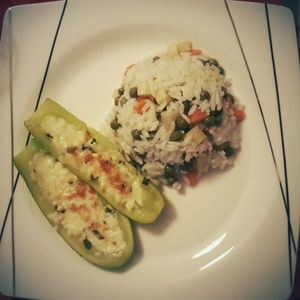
[106,41,245,189]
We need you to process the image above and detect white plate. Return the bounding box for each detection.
[1,1,299,299]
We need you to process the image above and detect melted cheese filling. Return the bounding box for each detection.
[29,151,127,258]
[40,114,143,211]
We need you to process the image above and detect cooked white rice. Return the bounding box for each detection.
[105,42,245,189]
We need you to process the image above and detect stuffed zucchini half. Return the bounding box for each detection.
[14,139,134,268]
[24,99,165,224]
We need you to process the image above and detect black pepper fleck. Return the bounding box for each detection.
[105,207,113,213]
[46,133,53,139]
[142,177,150,185]
[92,230,104,240]
[90,174,99,181]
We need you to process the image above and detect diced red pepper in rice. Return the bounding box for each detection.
[134,98,148,114]
[233,108,245,122]
[184,171,199,186]
[189,109,207,124]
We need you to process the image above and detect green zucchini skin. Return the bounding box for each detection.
[14,139,134,268]
[24,98,165,224]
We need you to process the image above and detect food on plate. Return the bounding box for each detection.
[24,99,165,224]
[108,41,245,189]
[14,139,134,268]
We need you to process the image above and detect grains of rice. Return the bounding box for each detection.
[105,41,245,189]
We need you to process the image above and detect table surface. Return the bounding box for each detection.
[0,1,299,300]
